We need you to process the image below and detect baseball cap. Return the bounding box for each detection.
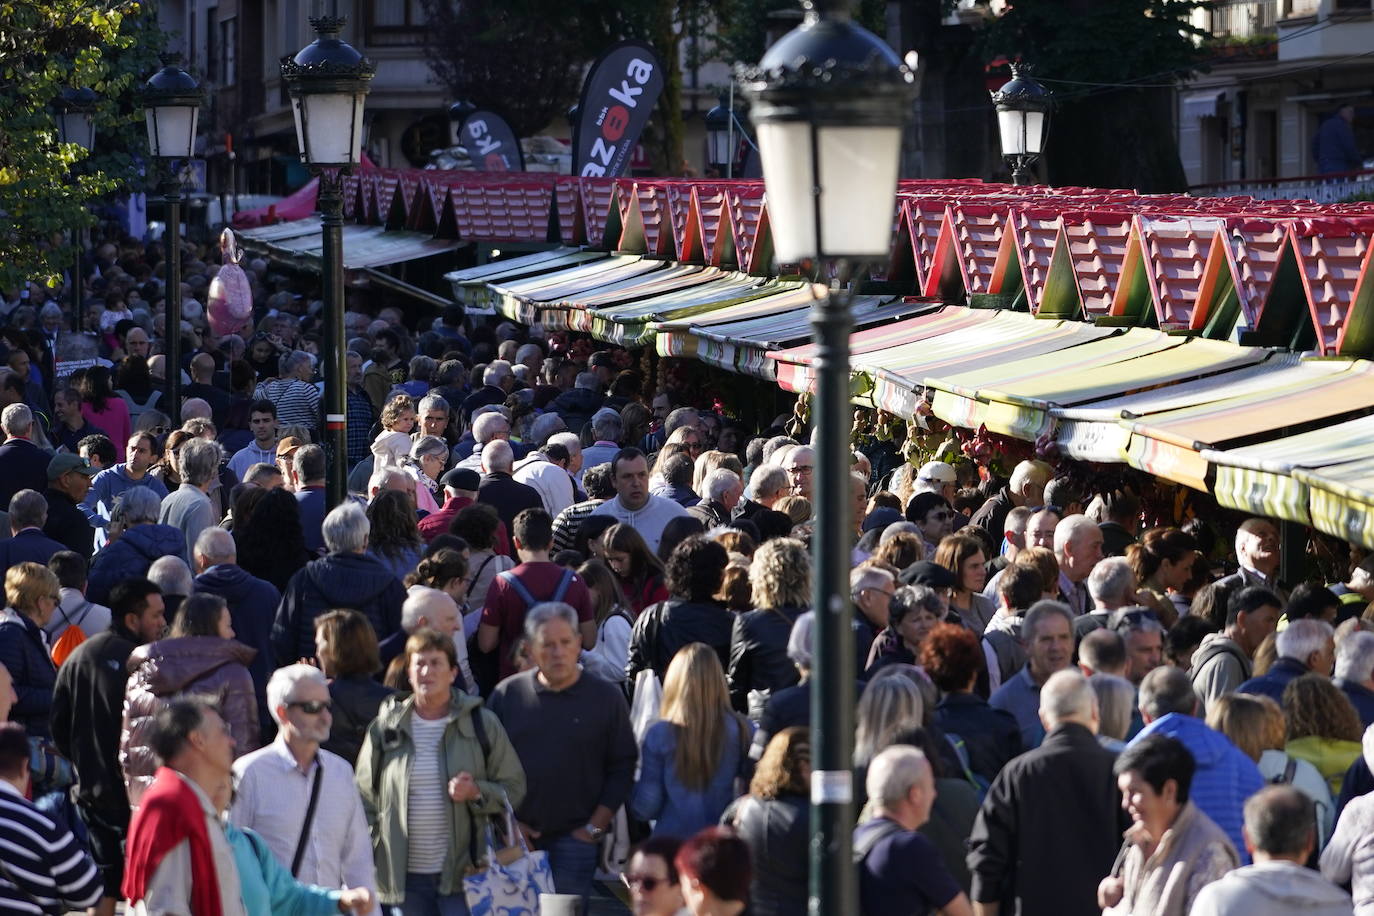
[861,507,903,534]
[276,436,304,460]
[917,461,957,484]
[899,560,957,589]
[48,453,98,480]
[440,467,480,491]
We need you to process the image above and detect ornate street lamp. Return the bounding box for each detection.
[282,16,375,509]
[704,93,733,176]
[738,1,913,913]
[991,63,1052,186]
[54,87,98,332]
[141,54,202,426]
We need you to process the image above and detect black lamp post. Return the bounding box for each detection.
[54,87,98,335]
[282,16,375,509]
[704,93,733,176]
[991,63,1052,186]
[141,54,202,427]
[739,2,912,913]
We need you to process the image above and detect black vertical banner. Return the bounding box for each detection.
[572,40,666,178]
[457,111,525,172]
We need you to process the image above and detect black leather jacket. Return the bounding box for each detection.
[727,605,805,721]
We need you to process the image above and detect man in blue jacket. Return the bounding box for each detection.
[1237,618,1335,703]
[192,526,280,739]
[1131,665,1264,863]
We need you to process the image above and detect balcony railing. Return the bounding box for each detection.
[1191,167,1374,203]
[1213,0,1279,36]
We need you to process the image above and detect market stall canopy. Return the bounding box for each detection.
[1294,459,1374,549]
[238,218,460,271]
[447,248,608,315]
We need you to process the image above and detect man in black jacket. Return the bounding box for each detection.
[476,439,542,553]
[967,668,1129,916]
[0,403,50,507]
[49,579,165,916]
[43,453,97,558]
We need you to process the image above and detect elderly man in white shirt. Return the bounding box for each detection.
[514,418,582,518]
[229,665,380,916]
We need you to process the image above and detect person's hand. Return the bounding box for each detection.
[516,820,542,845]
[571,826,598,845]
[448,772,480,803]
[1097,876,1124,909]
[337,887,373,914]
[297,656,318,668]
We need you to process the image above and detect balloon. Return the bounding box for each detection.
[207,228,254,337]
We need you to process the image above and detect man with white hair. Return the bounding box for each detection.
[416,393,453,444]
[254,350,320,436]
[386,587,475,693]
[687,468,742,529]
[454,409,511,469]
[968,669,1127,916]
[851,565,896,672]
[735,464,789,522]
[367,466,416,506]
[147,555,194,618]
[1334,630,1374,727]
[229,665,381,916]
[580,408,622,477]
[1053,514,1104,616]
[1074,556,1138,638]
[1236,618,1336,703]
[970,459,1053,541]
[514,422,581,517]
[1218,517,1287,601]
[781,445,815,499]
[477,439,542,551]
[273,502,405,667]
[193,527,280,730]
[0,403,50,508]
[854,746,970,916]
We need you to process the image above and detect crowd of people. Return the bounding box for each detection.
[2,233,1374,916]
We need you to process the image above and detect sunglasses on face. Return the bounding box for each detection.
[622,873,666,892]
[287,700,332,715]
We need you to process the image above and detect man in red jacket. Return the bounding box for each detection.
[123,696,246,915]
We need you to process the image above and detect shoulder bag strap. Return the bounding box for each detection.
[290,763,325,877]
[467,709,493,866]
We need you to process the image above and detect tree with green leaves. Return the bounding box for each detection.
[0,1,164,293]
[981,0,1210,191]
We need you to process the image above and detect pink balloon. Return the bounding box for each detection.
[208,229,254,337]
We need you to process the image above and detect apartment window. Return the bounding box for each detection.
[368,0,424,42]
[221,17,237,86]
[206,7,218,83]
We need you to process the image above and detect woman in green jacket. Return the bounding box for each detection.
[355,628,527,915]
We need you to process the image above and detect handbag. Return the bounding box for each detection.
[463,796,555,916]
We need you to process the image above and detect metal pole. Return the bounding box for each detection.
[318,169,347,509]
[1011,155,1031,186]
[72,225,83,335]
[810,272,857,916]
[727,81,735,180]
[162,172,183,427]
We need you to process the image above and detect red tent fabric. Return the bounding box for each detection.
[230,154,377,228]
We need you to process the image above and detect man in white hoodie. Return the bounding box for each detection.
[1193,785,1353,916]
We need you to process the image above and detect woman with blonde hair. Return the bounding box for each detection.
[693,450,744,495]
[370,394,417,479]
[722,727,810,916]
[1206,692,1334,844]
[632,643,752,837]
[871,530,925,571]
[854,669,925,770]
[1284,674,1365,795]
[0,562,61,737]
[727,537,811,721]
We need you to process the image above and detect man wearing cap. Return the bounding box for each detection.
[45,453,98,558]
[418,467,495,544]
[275,436,304,491]
[914,461,957,504]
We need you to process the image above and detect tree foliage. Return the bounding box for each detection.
[0,0,162,292]
[980,0,1210,190]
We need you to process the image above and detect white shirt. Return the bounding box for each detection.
[589,493,688,553]
[229,737,379,914]
[406,715,451,874]
[512,453,576,518]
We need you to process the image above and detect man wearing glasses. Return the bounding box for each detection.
[230,664,381,915]
[782,445,815,500]
[905,492,957,559]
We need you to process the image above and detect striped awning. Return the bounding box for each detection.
[925,333,1269,441]
[239,219,461,271]
[487,255,670,324]
[446,248,607,313]
[1295,459,1374,549]
[1201,414,1374,525]
[1122,360,1374,489]
[583,271,786,347]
